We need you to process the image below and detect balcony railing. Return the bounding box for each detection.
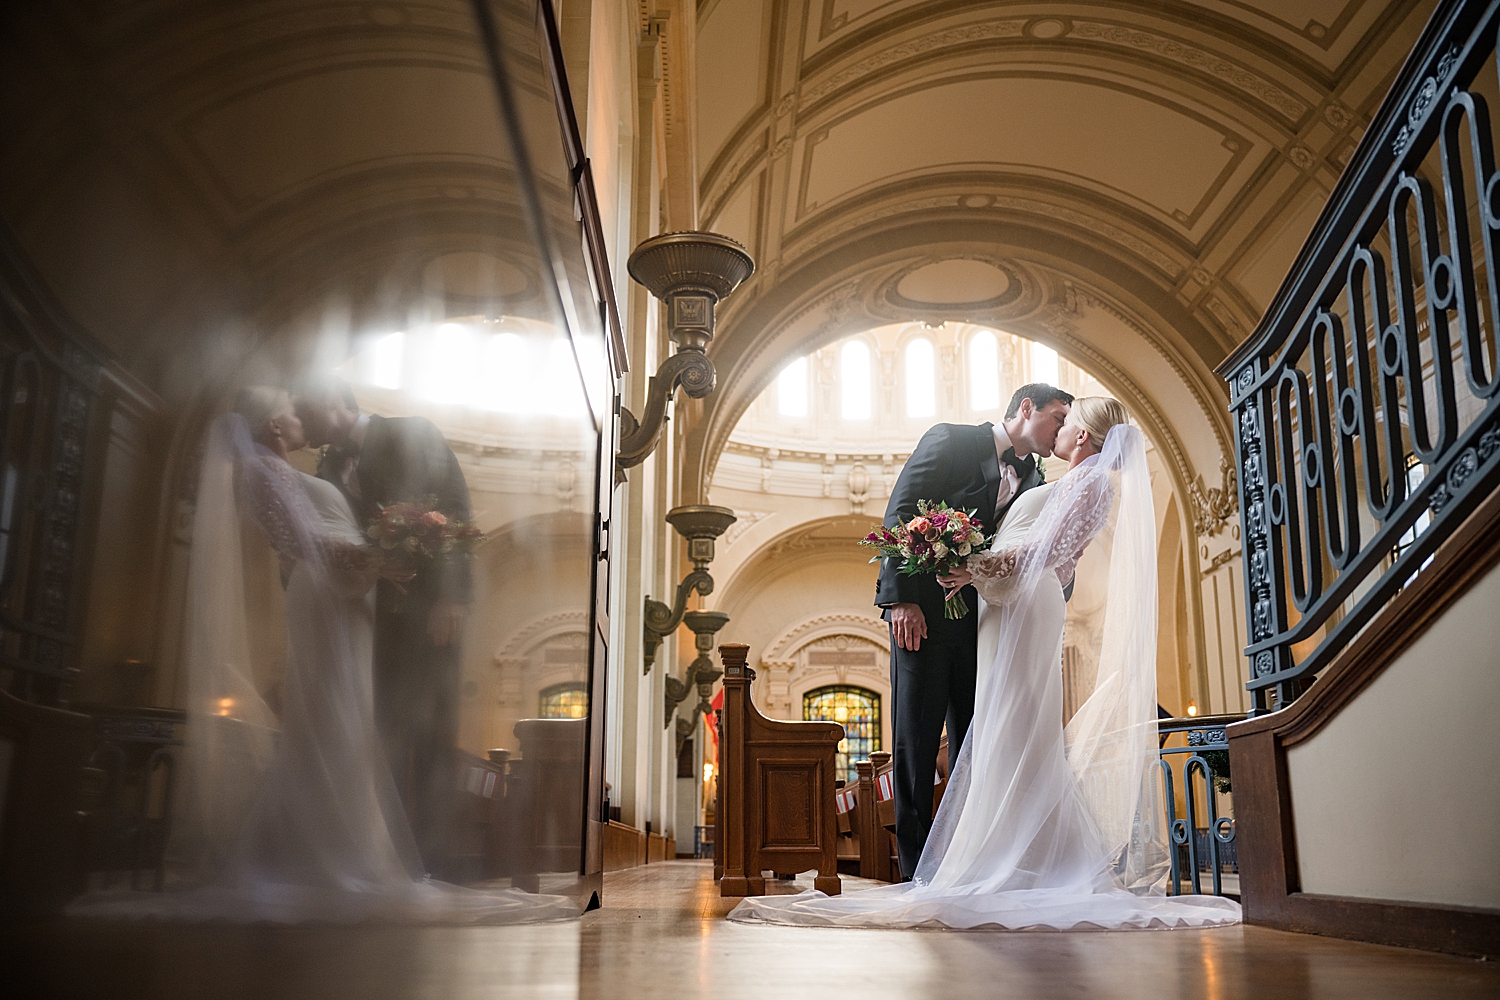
[1222,0,1500,713]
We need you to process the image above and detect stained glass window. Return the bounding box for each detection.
[803,685,880,783]
[539,682,588,719]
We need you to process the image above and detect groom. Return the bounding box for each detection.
[294,378,474,878]
[875,383,1073,879]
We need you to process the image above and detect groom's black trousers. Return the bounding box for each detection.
[888,599,977,879]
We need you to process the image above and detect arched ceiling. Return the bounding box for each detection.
[681,0,1438,508]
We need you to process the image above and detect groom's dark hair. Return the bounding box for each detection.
[1005,383,1074,420]
[295,375,360,414]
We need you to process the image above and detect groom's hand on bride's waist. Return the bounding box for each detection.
[889,603,927,651]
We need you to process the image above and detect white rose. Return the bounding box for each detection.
[958,542,971,556]
[900,545,912,557]
[932,541,948,558]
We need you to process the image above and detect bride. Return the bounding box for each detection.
[71,388,576,924]
[728,398,1240,930]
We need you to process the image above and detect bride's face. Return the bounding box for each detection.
[271,401,307,452]
[1053,413,1093,463]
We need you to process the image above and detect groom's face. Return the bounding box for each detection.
[294,395,333,447]
[1023,399,1071,457]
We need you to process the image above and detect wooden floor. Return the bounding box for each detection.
[5,861,1497,999]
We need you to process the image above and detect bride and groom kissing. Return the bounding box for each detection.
[72,380,577,923]
[728,385,1241,930]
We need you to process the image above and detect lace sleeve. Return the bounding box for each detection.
[237,458,311,563]
[966,476,1114,604]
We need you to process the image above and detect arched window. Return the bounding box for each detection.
[539,682,588,719]
[777,355,808,417]
[969,329,1000,410]
[1030,340,1059,386]
[840,340,872,419]
[803,685,881,783]
[904,338,935,417]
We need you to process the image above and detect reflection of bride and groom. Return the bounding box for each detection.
[80,378,1237,932]
[73,379,575,923]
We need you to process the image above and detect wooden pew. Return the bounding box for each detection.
[853,757,893,882]
[447,748,511,883]
[716,642,843,897]
[834,782,860,873]
[0,689,97,913]
[507,718,586,893]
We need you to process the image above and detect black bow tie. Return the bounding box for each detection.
[1001,448,1044,485]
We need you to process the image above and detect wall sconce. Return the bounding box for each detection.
[665,608,729,730]
[643,504,736,672]
[617,232,755,472]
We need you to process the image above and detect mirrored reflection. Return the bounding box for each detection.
[0,0,607,915]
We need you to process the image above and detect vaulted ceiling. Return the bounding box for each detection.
[683,0,1439,510]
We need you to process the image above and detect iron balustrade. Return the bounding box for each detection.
[1158,714,1241,898]
[0,235,103,706]
[1222,0,1500,714]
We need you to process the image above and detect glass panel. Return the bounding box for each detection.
[803,685,881,783]
[0,0,607,906]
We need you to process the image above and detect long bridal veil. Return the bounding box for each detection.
[729,425,1240,930]
[71,413,575,924]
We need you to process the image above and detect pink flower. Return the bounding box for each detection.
[421,510,448,530]
[908,516,931,535]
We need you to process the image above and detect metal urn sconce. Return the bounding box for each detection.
[617,232,755,472]
[643,504,736,671]
[665,609,729,733]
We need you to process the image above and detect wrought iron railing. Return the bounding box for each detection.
[0,231,103,706]
[1159,714,1241,897]
[1222,0,1500,713]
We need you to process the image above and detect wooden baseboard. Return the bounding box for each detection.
[603,820,647,871]
[1228,487,1500,958]
[1262,893,1500,959]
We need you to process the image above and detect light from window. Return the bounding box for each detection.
[841,340,872,419]
[1031,341,1059,386]
[969,330,1000,410]
[372,331,404,389]
[904,338,935,417]
[777,356,808,417]
[804,685,881,783]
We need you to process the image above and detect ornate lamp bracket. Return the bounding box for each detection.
[643,505,736,678]
[617,232,754,475]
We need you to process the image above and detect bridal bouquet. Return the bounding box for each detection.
[367,499,483,564]
[860,500,990,619]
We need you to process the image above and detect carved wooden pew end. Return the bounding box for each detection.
[715,642,844,897]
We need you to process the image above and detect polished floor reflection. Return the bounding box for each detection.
[6,862,1496,999]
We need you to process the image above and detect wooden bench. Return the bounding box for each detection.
[849,733,951,883]
[715,642,843,897]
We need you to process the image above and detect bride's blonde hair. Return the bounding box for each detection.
[233,385,291,445]
[1072,396,1129,451]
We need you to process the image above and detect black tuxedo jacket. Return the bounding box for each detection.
[318,414,474,607]
[873,422,1043,626]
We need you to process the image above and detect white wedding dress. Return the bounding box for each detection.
[70,414,576,924]
[728,427,1240,930]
